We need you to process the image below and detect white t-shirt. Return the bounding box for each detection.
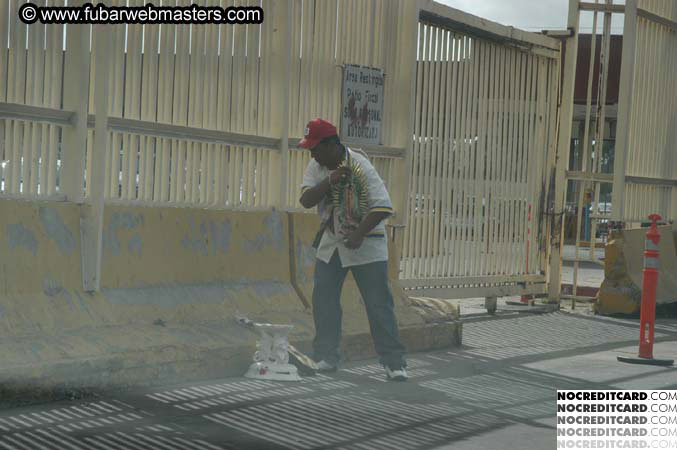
[300,147,393,268]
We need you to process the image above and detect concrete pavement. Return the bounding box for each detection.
[1,309,676,450]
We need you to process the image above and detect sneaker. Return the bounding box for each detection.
[385,366,408,381]
[315,360,338,372]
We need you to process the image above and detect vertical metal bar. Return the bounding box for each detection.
[498,48,514,275]
[0,0,8,104]
[612,0,639,221]
[450,34,466,276]
[217,10,233,132]
[206,143,214,205]
[26,2,45,106]
[630,18,649,221]
[548,0,580,301]
[157,15,176,203]
[471,39,483,277]
[525,55,539,275]
[308,1,320,122]
[61,13,90,202]
[175,140,185,203]
[424,27,441,278]
[213,144,223,206]
[413,25,432,278]
[514,52,527,275]
[423,26,439,277]
[589,2,613,260]
[189,141,199,203]
[82,25,110,292]
[26,5,44,194]
[431,30,448,277]
[485,44,499,276]
[516,54,531,276]
[20,121,30,194]
[287,0,301,137]
[405,22,425,279]
[298,0,312,135]
[542,57,560,274]
[439,30,453,278]
[499,47,512,276]
[7,0,27,104]
[120,133,130,199]
[43,1,64,196]
[457,36,469,275]
[572,8,601,294]
[411,23,427,276]
[174,8,190,202]
[516,52,528,275]
[189,20,204,204]
[232,147,241,206]
[142,20,160,202]
[509,49,521,275]
[39,123,49,195]
[279,0,292,208]
[85,129,93,198]
[468,37,480,276]
[8,120,20,194]
[6,0,26,194]
[109,0,126,118]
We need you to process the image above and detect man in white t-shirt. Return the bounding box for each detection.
[298,118,407,381]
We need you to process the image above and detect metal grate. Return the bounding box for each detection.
[458,311,653,360]
[205,392,473,450]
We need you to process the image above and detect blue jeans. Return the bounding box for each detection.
[311,250,407,369]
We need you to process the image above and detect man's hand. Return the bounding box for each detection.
[330,166,351,185]
[343,211,391,250]
[343,230,364,249]
[299,167,352,209]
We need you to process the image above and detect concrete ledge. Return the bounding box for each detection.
[0,319,462,406]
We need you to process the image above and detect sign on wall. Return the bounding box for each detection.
[340,65,385,145]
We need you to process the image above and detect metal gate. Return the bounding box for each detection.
[553,0,677,303]
[399,3,561,300]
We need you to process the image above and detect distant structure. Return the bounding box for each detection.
[566,34,623,240]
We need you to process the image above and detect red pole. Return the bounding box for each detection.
[638,214,661,359]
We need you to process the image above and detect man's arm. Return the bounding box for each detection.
[299,177,331,209]
[299,166,351,209]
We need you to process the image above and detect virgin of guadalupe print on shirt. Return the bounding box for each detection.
[331,156,370,240]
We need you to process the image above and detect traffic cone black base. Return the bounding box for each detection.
[617,355,674,366]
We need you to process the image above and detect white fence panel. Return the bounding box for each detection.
[619,1,677,223]
[401,14,560,298]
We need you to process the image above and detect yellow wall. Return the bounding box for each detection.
[101,206,290,287]
[0,200,422,339]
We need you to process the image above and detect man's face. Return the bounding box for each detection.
[310,141,335,168]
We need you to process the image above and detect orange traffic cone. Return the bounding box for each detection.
[617,214,673,366]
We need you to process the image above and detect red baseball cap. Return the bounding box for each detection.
[299,118,338,149]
